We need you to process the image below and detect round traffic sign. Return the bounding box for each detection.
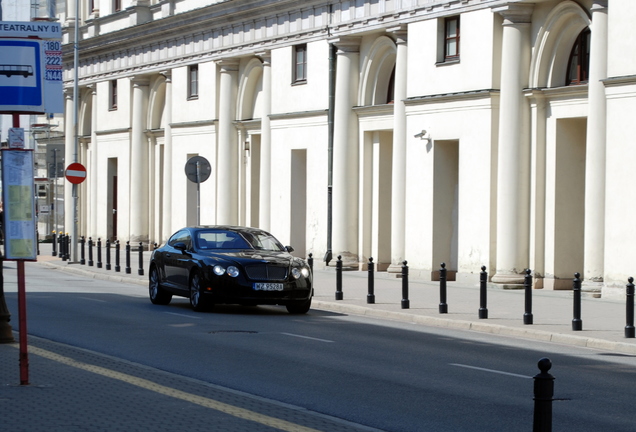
[185,156,212,183]
[65,162,87,184]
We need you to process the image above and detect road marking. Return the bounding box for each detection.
[280,333,334,343]
[165,312,202,319]
[29,346,324,432]
[79,297,107,302]
[450,363,532,379]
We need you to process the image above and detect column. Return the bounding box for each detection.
[89,85,98,237]
[492,4,534,285]
[161,72,173,242]
[258,53,272,231]
[130,77,150,243]
[331,37,361,267]
[387,26,408,274]
[64,89,74,236]
[584,0,608,284]
[217,60,239,225]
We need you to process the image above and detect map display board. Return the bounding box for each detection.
[1,149,37,260]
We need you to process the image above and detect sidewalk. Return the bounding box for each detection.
[28,242,636,355]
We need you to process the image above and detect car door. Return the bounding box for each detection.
[163,230,192,291]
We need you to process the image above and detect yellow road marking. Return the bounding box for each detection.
[29,346,324,432]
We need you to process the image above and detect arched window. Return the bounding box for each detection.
[566,27,590,86]
[386,65,395,104]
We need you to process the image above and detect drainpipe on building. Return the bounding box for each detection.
[324,42,336,266]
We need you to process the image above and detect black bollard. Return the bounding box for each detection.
[308,253,313,276]
[52,231,57,256]
[626,277,635,338]
[115,240,121,272]
[61,234,68,262]
[533,358,554,432]
[367,257,375,304]
[105,239,111,270]
[439,262,448,313]
[572,273,582,331]
[401,261,410,309]
[80,236,85,265]
[96,238,102,268]
[335,255,343,300]
[524,269,534,325]
[138,242,144,276]
[125,241,131,274]
[88,237,94,267]
[479,265,488,319]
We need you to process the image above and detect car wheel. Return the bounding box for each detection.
[149,265,172,305]
[286,297,312,314]
[189,270,210,312]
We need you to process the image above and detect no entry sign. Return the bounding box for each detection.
[65,162,86,184]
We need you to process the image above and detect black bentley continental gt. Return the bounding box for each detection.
[148,226,313,314]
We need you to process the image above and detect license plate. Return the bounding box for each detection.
[253,283,283,291]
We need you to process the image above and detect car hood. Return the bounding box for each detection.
[201,249,298,265]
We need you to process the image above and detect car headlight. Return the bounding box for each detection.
[292,268,301,279]
[227,266,240,277]
[213,265,225,276]
[301,267,310,278]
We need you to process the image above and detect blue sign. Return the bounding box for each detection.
[0,40,43,111]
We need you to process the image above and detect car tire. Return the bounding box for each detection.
[286,297,312,314]
[189,270,211,312]
[149,266,172,305]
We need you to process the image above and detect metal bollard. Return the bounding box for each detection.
[626,277,635,338]
[125,241,131,274]
[524,269,534,325]
[479,265,488,319]
[335,255,343,300]
[572,273,582,331]
[61,234,68,261]
[307,253,313,276]
[138,242,144,276]
[115,240,121,272]
[533,358,554,432]
[367,257,375,304]
[401,261,409,309]
[88,237,94,267]
[105,239,111,270]
[439,262,448,313]
[80,236,86,265]
[52,231,57,256]
[96,238,102,268]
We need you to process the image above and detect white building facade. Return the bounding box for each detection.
[49,0,636,297]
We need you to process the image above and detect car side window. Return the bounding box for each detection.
[168,230,191,249]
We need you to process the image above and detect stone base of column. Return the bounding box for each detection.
[491,271,525,288]
[387,262,405,276]
[328,251,359,269]
[581,280,603,298]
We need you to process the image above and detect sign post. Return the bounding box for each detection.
[184,156,211,225]
[0,20,63,385]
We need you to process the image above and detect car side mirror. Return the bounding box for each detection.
[174,242,188,252]
[285,245,294,253]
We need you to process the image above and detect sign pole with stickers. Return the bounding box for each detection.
[0,19,63,385]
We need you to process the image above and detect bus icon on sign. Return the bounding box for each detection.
[0,64,34,78]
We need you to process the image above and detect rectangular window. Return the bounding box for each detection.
[293,44,307,84]
[114,0,121,12]
[444,16,460,61]
[188,65,199,99]
[109,80,117,110]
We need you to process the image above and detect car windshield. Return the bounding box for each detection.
[196,230,250,249]
[240,231,286,251]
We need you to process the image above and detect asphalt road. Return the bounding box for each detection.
[4,261,636,432]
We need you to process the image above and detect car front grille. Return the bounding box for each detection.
[244,264,288,281]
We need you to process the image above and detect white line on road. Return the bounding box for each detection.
[280,332,334,343]
[79,297,107,302]
[450,363,532,379]
[165,312,203,319]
